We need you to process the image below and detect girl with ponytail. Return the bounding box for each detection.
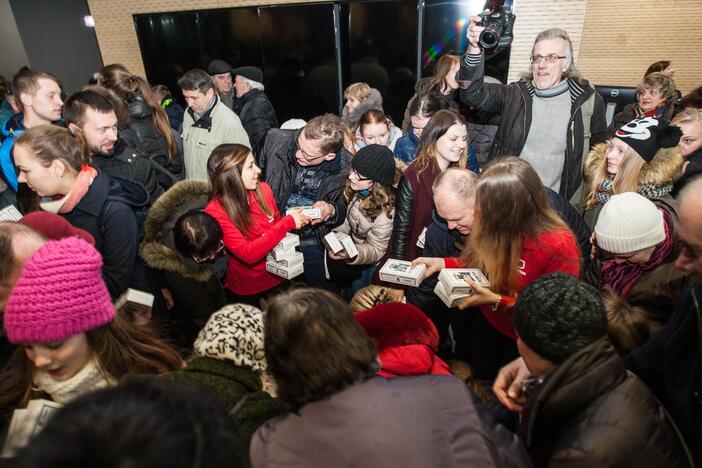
[14,125,149,299]
[98,64,183,183]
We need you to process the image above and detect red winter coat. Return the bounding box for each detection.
[205,183,296,296]
[446,228,580,339]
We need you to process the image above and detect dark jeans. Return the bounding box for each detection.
[226,280,292,309]
[300,243,339,293]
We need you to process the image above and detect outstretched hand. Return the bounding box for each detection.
[457,279,501,310]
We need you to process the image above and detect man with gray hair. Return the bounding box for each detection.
[232,66,278,160]
[178,68,250,181]
[459,20,607,201]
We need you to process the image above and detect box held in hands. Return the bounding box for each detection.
[379,259,427,287]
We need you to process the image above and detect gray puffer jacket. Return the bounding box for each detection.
[334,196,393,266]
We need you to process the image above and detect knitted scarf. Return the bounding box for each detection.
[634,104,666,119]
[594,177,673,206]
[33,358,115,404]
[39,165,97,214]
[599,208,674,297]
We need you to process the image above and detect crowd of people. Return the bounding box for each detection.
[0,14,701,468]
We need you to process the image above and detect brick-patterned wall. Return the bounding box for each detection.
[508,0,589,84]
[89,0,701,93]
[578,0,701,93]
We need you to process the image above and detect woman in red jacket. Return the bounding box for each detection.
[416,157,580,339]
[205,144,310,306]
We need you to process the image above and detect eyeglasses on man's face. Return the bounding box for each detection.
[296,136,327,162]
[193,241,226,264]
[529,54,567,64]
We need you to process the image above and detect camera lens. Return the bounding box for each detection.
[479,28,500,49]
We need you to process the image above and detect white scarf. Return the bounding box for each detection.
[33,359,115,404]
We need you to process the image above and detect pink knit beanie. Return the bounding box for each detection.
[3,237,116,344]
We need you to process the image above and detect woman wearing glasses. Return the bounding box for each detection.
[608,73,678,138]
[586,192,688,352]
[327,145,397,296]
[205,144,311,307]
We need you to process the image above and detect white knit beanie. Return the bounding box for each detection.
[594,192,665,254]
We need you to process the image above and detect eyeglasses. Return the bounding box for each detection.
[192,241,226,264]
[297,136,327,162]
[529,54,567,64]
[350,169,370,182]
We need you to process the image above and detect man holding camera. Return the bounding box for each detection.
[458,17,607,201]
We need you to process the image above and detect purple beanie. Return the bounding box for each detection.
[3,237,116,344]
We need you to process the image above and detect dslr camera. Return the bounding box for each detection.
[478,7,515,51]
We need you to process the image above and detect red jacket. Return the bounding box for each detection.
[205,183,296,295]
[445,228,580,339]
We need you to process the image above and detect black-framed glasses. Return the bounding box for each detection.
[529,54,567,64]
[296,136,327,162]
[350,169,370,182]
[193,241,226,264]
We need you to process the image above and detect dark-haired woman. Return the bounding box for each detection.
[416,157,580,340]
[205,144,311,307]
[99,64,184,186]
[141,180,227,343]
[394,93,448,164]
[14,125,148,299]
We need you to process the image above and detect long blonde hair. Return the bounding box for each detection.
[459,157,569,295]
[585,140,644,209]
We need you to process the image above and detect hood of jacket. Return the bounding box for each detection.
[342,88,383,126]
[128,96,153,120]
[140,179,213,281]
[584,141,684,188]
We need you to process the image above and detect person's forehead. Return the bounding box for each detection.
[183,89,205,98]
[37,78,60,93]
[533,37,566,54]
[85,108,117,126]
[680,198,702,248]
[213,72,231,79]
[436,193,470,217]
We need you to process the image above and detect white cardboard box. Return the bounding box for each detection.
[323,232,344,254]
[434,281,469,308]
[267,251,304,268]
[274,233,300,251]
[338,233,358,258]
[266,261,304,279]
[286,206,322,219]
[379,259,427,287]
[270,247,298,262]
[324,232,358,258]
[438,268,490,295]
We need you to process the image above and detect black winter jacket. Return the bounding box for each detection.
[62,170,149,298]
[625,284,702,465]
[524,338,691,467]
[233,89,278,160]
[458,53,608,200]
[261,129,352,245]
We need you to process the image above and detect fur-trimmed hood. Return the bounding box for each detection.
[584,141,684,188]
[139,179,213,281]
[355,302,439,351]
[342,88,383,128]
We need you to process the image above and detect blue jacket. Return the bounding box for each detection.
[0,113,25,190]
[393,126,480,173]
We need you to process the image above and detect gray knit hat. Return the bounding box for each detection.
[595,192,665,254]
[193,303,266,372]
[513,273,607,364]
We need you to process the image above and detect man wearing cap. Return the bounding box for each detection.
[232,66,278,161]
[513,273,689,467]
[177,69,250,181]
[207,59,237,110]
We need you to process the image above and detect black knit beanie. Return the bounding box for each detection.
[351,144,395,187]
[513,273,607,364]
[615,117,682,163]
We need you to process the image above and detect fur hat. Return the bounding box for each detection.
[193,303,266,372]
[615,117,682,163]
[513,273,607,364]
[355,302,439,352]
